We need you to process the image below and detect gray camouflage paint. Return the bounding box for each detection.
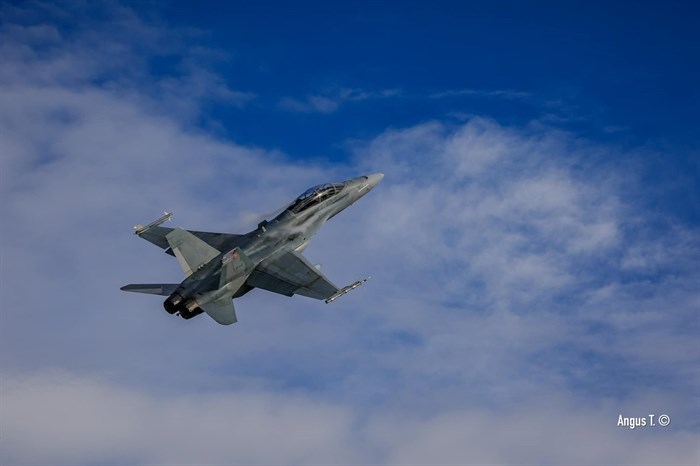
[121,173,383,324]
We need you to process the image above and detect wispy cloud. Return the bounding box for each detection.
[279,94,342,113]
[429,88,531,99]
[0,1,255,122]
[279,87,401,113]
[279,87,530,114]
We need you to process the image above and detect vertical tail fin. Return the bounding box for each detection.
[165,228,221,276]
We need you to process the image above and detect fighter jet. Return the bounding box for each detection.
[121,173,384,325]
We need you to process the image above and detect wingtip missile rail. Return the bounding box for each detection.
[134,211,173,235]
[325,277,370,304]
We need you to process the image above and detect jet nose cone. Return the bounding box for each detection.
[367,173,384,188]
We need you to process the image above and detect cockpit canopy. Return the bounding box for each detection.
[288,183,345,214]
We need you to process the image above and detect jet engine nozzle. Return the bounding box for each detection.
[163,293,184,314]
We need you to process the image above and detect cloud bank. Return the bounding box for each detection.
[3,371,696,465]
[1,3,698,464]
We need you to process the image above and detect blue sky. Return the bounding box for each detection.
[160,1,699,145]
[1,1,699,464]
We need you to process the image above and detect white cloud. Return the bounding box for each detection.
[2,372,697,465]
[0,1,254,123]
[1,3,698,464]
[1,372,362,465]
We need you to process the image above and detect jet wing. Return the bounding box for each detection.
[247,250,339,300]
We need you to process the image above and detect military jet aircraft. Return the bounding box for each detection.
[121,173,384,325]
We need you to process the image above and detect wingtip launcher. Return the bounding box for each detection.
[134,211,173,235]
[325,277,370,304]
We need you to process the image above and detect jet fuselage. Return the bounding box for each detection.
[164,173,383,319]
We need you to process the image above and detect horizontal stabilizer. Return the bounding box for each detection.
[120,283,179,296]
[202,299,238,325]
